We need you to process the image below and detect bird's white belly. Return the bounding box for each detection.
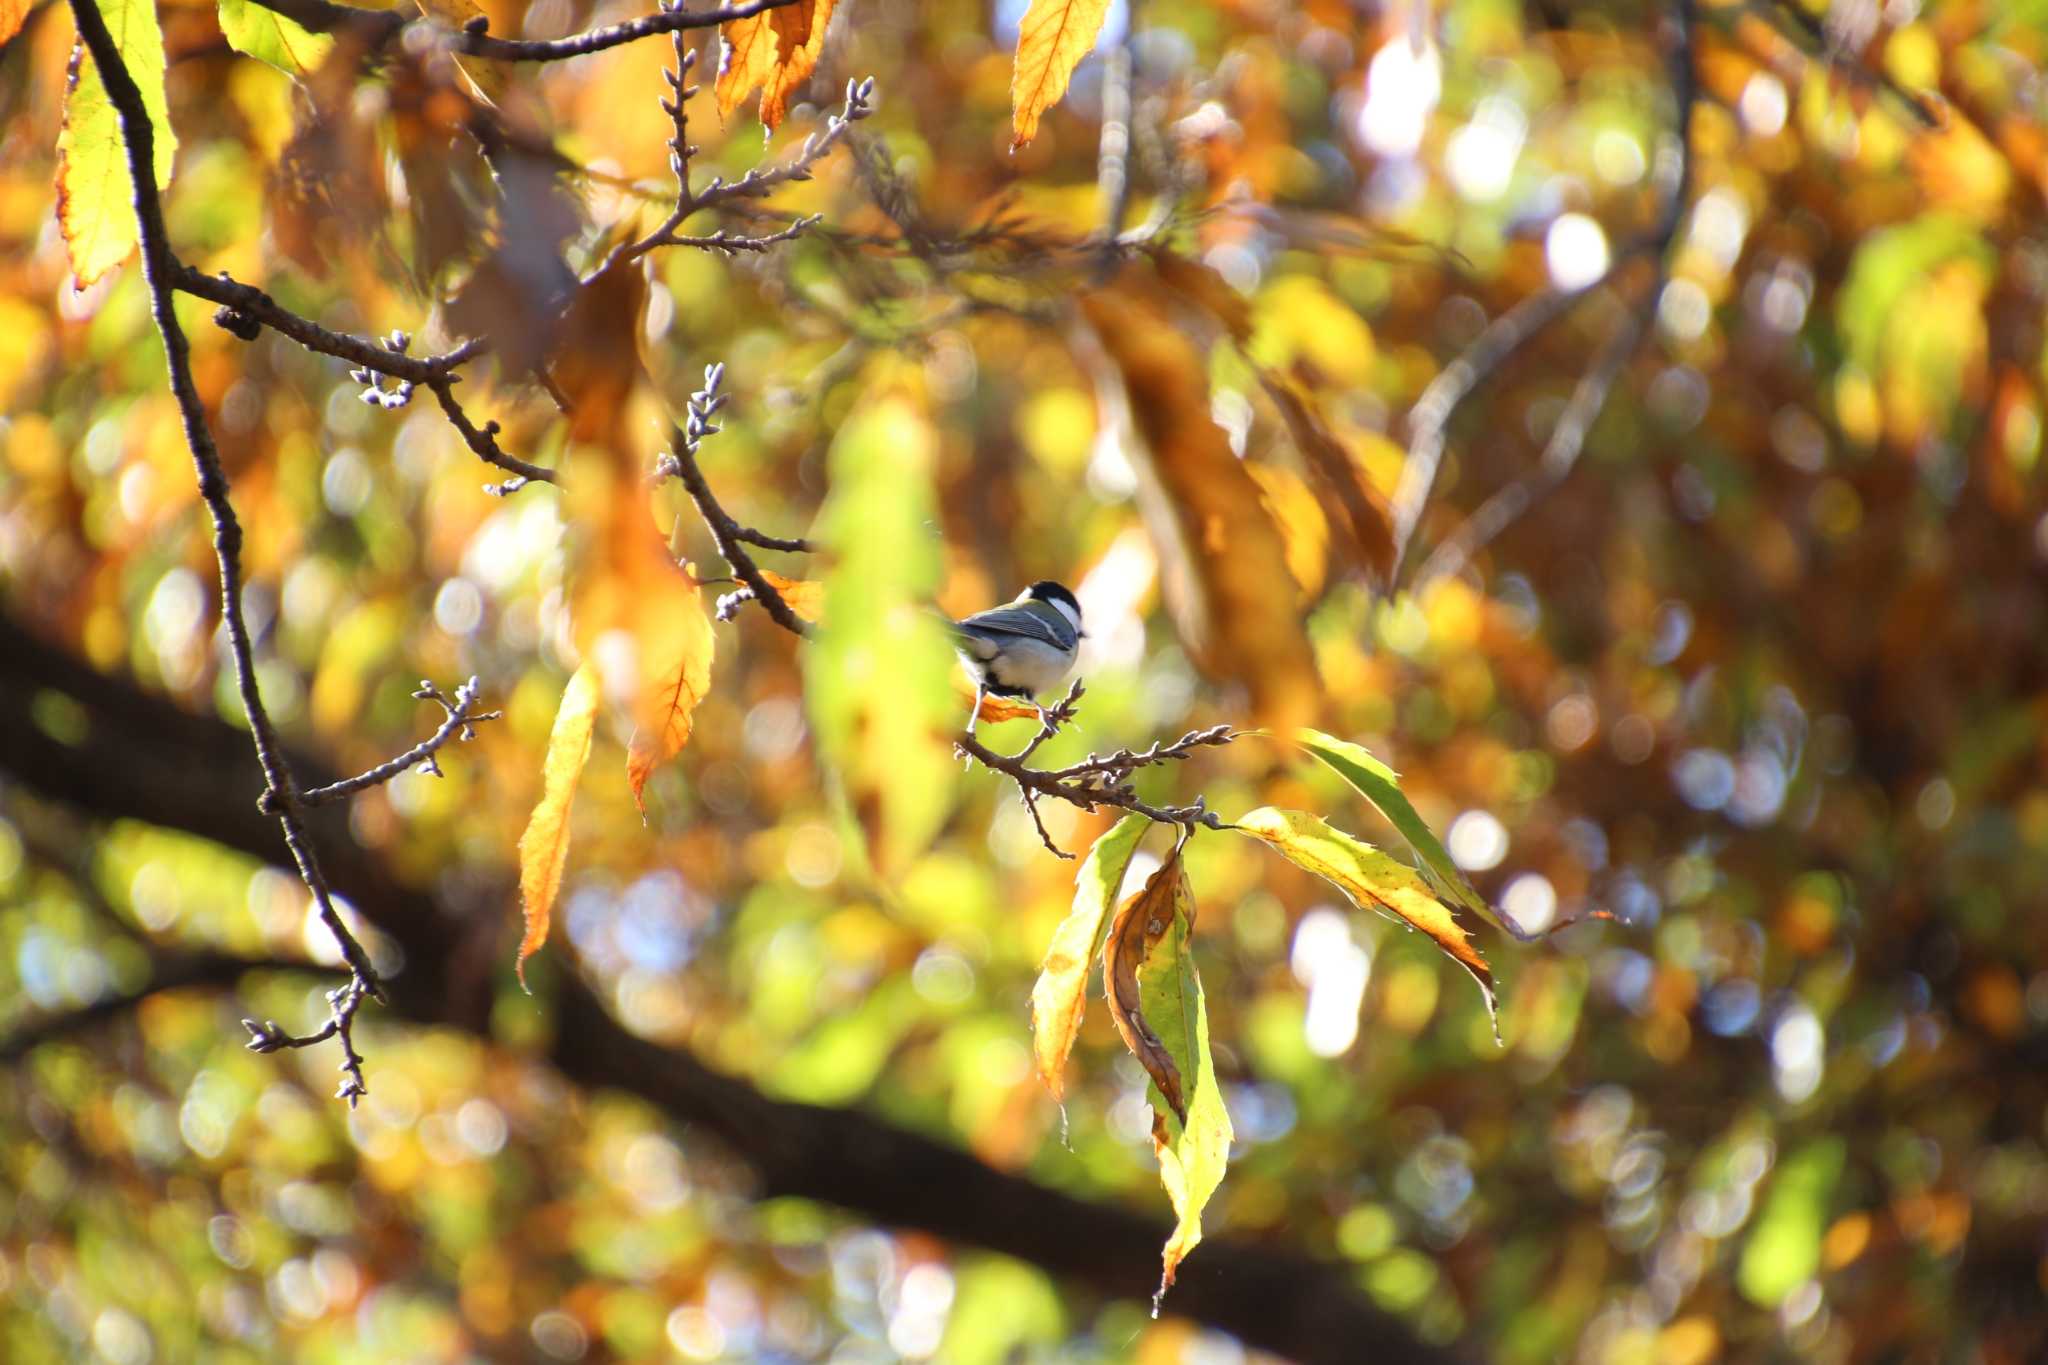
[962,636,1072,696]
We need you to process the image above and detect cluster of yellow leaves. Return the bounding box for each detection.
[716,0,838,131]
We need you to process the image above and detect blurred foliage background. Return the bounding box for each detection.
[4,0,2048,1360]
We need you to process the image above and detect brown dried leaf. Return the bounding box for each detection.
[1102,844,1193,1123]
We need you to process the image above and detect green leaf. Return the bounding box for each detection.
[217,0,335,75]
[1235,806,1496,1029]
[1294,727,1495,923]
[1029,813,1148,1102]
[1738,1138,1845,1308]
[803,373,959,878]
[57,0,179,286]
[1137,857,1232,1309]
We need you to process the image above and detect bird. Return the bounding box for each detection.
[951,580,1084,741]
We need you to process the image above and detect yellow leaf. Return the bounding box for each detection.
[216,0,334,76]
[1009,0,1111,150]
[1103,846,1192,1122]
[803,368,960,878]
[625,577,716,815]
[759,568,823,623]
[715,0,821,128]
[57,0,179,287]
[1030,813,1147,1101]
[516,664,601,990]
[1235,806,1497,1027]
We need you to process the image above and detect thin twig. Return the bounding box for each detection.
[658,366,815,636]
[955,684,1237,857]
[244,0,807,63]
[68,0,386,1094]
[1095,0,1140,249]
[291,679,501,807]
[176,267,553,491]
[597,74,875,277]
[1758,0,1941,128]
[426,377,557,494]
[242,976,373,1105]
[1394,0,1699,586]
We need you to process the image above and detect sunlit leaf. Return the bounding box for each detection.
[803,366,958,877]
[759,568,823,623]
[1008,0,1112,150]
[973,691,1043,725]
[1081,271,1318,726]
[1293,727,1493,922]
[625,575,716,816]
[216,0,334,76]
[1130,848,1232,1304]
[716,0,824,129]
[1234,807,1496,1027]
[1103,847,1190,1119]
[1739,1138,1845,1308]
[1,0,31,46]
[57,0,178,287]
[516,664,600,990]
[1029,813,1147,1101]
[1257,375,1395,584]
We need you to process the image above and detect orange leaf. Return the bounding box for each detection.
[625,581,716,814]
[758,0,835,130]
[1,0,29,46]
[1102,845,1193,1124]
[515,663,601,990]
[715,0,821,129]
[963,688,1042,724]
[1081,270,1318,727]
[759,568,823,622]
[1258,370,1395,585]
[1009,0,1112,150]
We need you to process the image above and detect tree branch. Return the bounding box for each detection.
[956,682,1237,856]
[243,0,807,63]
[65,0,387,1096]
[289,678,500,808]
[0,614,1464,1365]
[1392,0,1699,585]
[660,367,816,637]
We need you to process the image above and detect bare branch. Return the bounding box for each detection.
[426,377,558,494]
[66,0,386,1091]
[660,366,816,637]
[956,683,1238,855]
[176,267,554,492]
[290,679,501,808]
[1392,0,1700,585]
[243,0,808,63]
[243,975,373,1106]
[601,76,875,275]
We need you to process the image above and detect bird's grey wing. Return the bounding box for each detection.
[953,605,1075,651]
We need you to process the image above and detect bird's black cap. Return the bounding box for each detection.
[1022,580,1081,618]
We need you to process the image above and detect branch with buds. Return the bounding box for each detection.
[956,682,1238,858]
